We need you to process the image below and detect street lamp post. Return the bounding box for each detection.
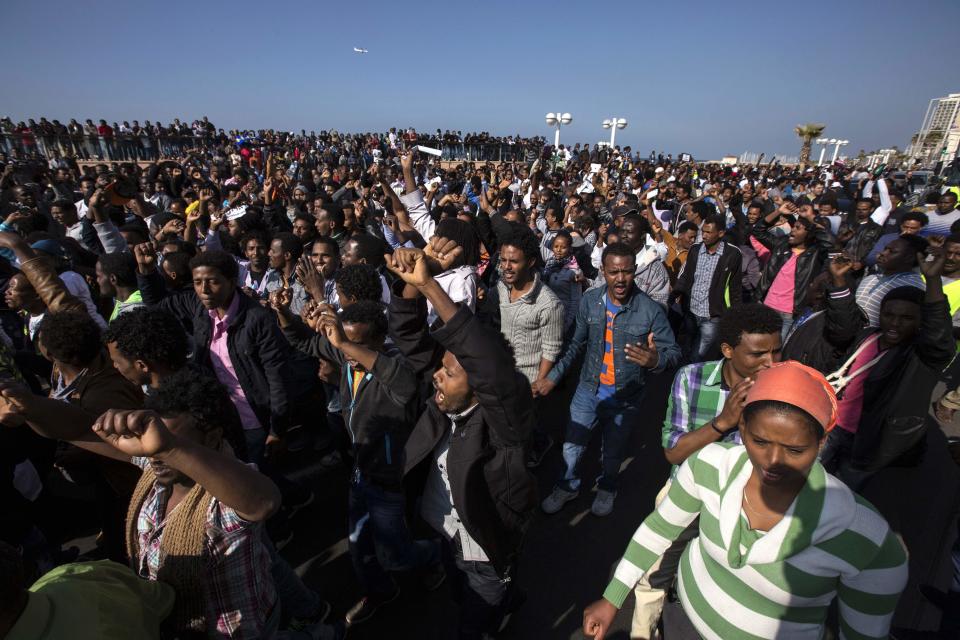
[867,148,896,170]
[602,117,628,148]
[545,112,572,148]
[816,138,830,166]
[831,139,849,163]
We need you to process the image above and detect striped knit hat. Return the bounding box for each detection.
[745,361,839,432]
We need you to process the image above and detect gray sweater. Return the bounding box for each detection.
[497,274,565,383]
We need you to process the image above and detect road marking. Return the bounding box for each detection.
[553,603,577,628]
[295,537,349,575]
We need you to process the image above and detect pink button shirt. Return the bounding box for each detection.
[209,293,261,430]
[764,253,798,314]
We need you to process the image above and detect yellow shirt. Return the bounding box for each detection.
[352,368,365,397]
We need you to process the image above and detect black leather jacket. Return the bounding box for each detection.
[842,219,884,264]
[752,218,834,315]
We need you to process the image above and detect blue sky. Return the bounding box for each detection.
[2,0,959,159]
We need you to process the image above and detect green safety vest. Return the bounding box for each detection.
[109,290,143,322]
[922,275,960,350]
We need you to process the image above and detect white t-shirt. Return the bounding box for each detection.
[65,220,86,244]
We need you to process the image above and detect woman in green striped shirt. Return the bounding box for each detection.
[583,361,908,639]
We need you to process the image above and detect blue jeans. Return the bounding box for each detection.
[98,138,114,160]
[348,472,439,597]
[322,381,342,413]
[265,535,323,620]
[777,311,794,343]
[559,384,642,492]
[693,315,720,363]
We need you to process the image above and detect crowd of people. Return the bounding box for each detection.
[1,117,960,640]
[0,118,550,164]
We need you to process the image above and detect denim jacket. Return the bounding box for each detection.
[547,284,680,399]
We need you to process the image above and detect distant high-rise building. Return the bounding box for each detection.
[907,92,960,166]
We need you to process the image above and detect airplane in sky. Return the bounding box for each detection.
[353,47,368,54]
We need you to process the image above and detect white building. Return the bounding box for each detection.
[907,92,960,167]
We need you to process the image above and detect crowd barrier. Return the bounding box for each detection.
[1,133,538,164]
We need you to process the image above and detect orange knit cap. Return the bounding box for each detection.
[744,361,839,432]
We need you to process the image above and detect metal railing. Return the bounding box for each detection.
[0,133,538,164]
[0,133,214,162]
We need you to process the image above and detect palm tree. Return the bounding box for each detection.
[794,123,826,167]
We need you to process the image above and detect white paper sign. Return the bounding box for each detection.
[576,178,595,194]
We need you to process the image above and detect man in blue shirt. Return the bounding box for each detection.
[534,243,681,517]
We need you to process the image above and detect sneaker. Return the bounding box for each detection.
[318,450,343,471]
[289,600,332,631]
[541,486,579,514]
[420,563,447,592]
[345,588,400,626]
[526,436,554,468]
[933,400,955,424]
[591,489,617,517]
